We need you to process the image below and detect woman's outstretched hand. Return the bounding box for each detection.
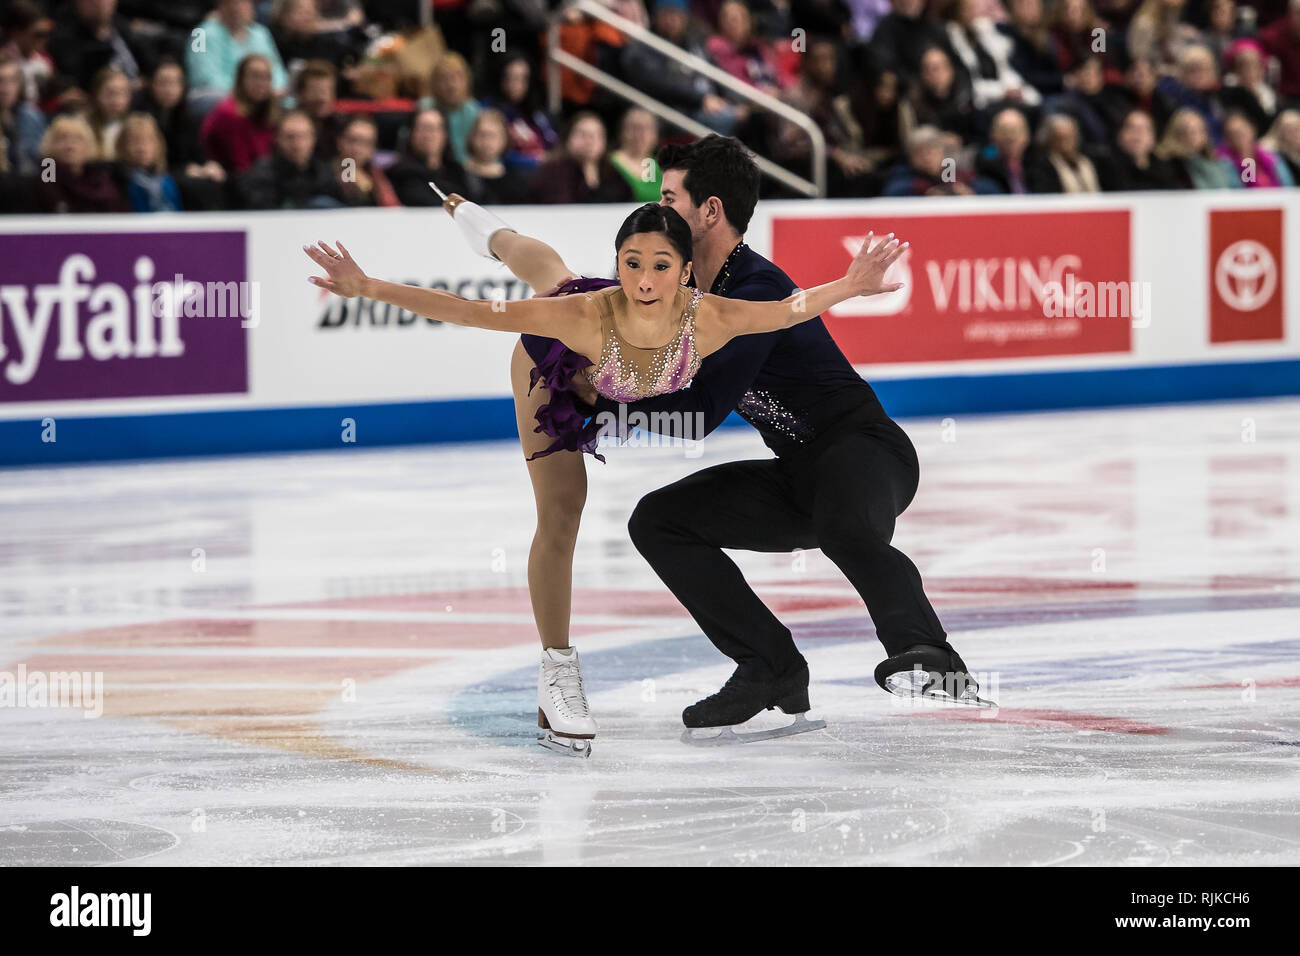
[846,232,908,297]
[305,241,368,297]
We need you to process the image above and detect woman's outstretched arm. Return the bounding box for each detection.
[698,233,907,351]
[304,241,598,345]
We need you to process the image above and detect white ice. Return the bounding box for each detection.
[1,398,1298,865]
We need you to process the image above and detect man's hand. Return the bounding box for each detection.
[844,233,907,298]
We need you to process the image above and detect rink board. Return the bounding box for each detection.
[1,191,1298,465]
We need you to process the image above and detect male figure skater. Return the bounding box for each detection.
[583,135,990,742]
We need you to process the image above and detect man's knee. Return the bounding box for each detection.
[816,517,892,561]
[627,488,676,553]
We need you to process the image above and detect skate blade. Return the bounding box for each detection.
[538,731,592,758]
[885,685,998,709]
[680,712,827,746]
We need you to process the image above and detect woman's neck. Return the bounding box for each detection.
[613,285,684,347]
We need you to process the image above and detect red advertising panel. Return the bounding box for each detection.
[772,210,1133,364]
[1208,208,1284,343]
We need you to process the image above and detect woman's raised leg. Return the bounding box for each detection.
[444,193,577,294]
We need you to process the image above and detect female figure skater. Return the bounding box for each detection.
[303,200,906,756]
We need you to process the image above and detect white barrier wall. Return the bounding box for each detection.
[1,191,1297,464]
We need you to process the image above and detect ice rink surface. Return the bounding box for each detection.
[1,398,1298,866]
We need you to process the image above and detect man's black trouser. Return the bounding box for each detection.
[627,411,948,681]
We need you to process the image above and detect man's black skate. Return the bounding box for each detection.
[874,642,996,707]
[680,663,826,745]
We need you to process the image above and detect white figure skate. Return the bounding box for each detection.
[538,646,597,758]
[430,179,516,262]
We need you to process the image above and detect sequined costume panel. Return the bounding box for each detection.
[587,285,704,403]
[735,388,815,443]
[518,277,704,462]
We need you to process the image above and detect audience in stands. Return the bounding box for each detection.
[88,64,131,158]
[424,51,480,164]
[1262,106,1300,178]
[187,0,289,107]
[200,52,278,173]
[623,0,750,136]
[0,54,45,174]
[1,2,54,104]
[482,53,558,170]
[1155,105,1237,186]
[335,114,399,206]
[117,112,184,211]
[386,106,468,205]
[1217,106,1296,183]
[533,110,634,203]
[459,107,533,203]
[238,107,343,207]
[49,0,147,92]
[609,105,664,201]
[293,59,342,158]
[1,0,1298,215]
[34,111,126,211]
[1030,111,1102,190]
[976,105,1033,191]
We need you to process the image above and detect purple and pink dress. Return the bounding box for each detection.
[520,277,704,462]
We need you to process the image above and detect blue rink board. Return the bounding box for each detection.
[2,358,1299,466]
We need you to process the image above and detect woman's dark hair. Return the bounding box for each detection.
[656,134,759,236]
[613,203,693,275]
[493,53,543,113]
[233,54,280,126]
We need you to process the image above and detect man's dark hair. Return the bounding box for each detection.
[656,134,760,236]
[294,59,337,96]
[1,0,44,32]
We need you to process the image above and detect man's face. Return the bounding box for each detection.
[659,169,705,244]
[991,111,1029,157]
[339,122,376,166]
[278,116,315,166]
[916,143,946,177]
[77,0,116,26]
[221,0,254,27]
[298,76,334,117]
[656,8,687,39]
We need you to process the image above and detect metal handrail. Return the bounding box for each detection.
[545,0,826,198]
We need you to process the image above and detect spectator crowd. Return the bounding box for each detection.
[1,0,1298,212]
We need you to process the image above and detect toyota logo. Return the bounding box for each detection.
[1214,239,1277,312]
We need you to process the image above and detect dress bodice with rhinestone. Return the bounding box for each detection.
[586,285,703,403]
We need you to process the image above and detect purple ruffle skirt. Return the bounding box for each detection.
[520,275,620,463]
